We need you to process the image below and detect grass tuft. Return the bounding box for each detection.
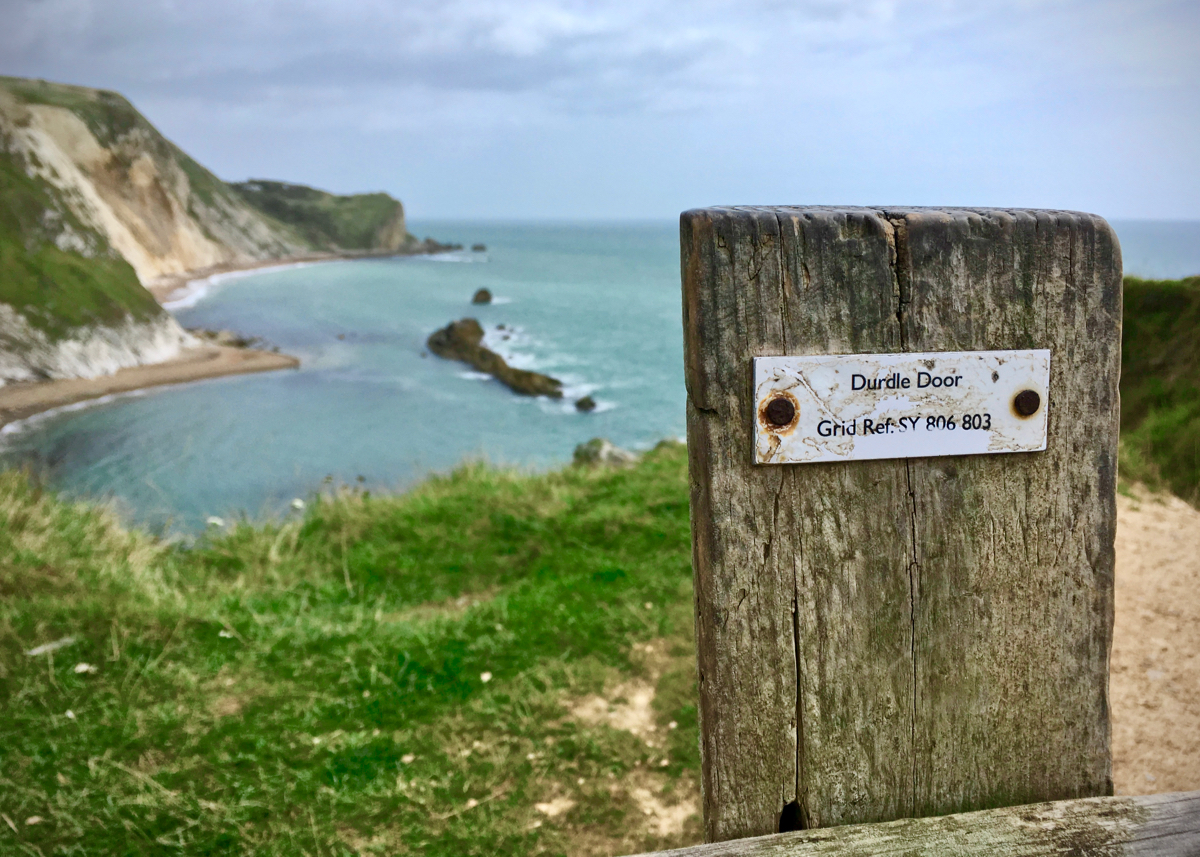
[1,443,701,855]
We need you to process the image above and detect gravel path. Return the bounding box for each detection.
[1112,488,1200,794]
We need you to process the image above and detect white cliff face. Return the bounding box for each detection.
[0,89,307,285]
[0,82,305,387]
[0,79,413,391]
[0,305,195,386]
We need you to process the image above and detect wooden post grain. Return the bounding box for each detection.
[681,207,1121,841]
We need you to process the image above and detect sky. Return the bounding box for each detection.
[3,0,1199,220]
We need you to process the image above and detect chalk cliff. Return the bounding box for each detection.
[0,76,418,385]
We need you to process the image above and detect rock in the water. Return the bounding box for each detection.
[573,438,637,467]
[421,237,463,253]
[575,395,596,412]
[472,288,493,305]
[472,243,487,252]
[426,318,563,398]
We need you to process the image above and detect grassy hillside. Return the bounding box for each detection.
[2,77,412,257]
[0,443,701,856]
[231,180,413,252]
[1119,275,1200,503]
[0,76,150,149]
[0,76,422,360]
[0,146,159,339]
[0,76,245,232]
[4,271,1199,853]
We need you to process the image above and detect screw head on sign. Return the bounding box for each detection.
[764,397,795,427]
[1014,389,1041,417]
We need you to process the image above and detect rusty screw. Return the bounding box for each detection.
[764,397,796,427]
[1014,389,1041,417]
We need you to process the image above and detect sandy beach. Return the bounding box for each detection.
[0,345,298,429]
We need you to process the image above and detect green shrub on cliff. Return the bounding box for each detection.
[1119,275,1200,502]
[231,179,414,252]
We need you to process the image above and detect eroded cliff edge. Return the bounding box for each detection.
[0,75,434,387]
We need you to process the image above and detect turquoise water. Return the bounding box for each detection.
[2,219,1197,533]
[1,222,685,532]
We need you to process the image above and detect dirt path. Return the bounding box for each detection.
[0,345,298,429]
[1112,488,1200,795]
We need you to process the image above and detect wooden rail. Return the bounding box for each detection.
[625,791,1200,856]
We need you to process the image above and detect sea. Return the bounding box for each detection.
[2,219,1198,534]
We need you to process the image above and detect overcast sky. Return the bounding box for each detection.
[4,0,1198,219]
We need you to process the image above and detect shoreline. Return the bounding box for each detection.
[147,243,461,303]
[2,244,460,431]
[0,346,299,431]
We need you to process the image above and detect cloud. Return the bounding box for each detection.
[2,0,1197,217]
[7,0,1195,109]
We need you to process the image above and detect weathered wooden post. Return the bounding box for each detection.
[681,207,1121,842]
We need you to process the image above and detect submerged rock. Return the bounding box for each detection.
[575,395,596,412]
[426,318,563,398]
[472,243,487,252]
[573,438,638,467]
[472,288,493,305]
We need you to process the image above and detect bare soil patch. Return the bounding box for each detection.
[557,638,701,854]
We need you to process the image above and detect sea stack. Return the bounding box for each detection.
[427,319,563,398]
[472,288,492,304]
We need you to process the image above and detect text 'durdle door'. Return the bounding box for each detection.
[680,207,1120,843]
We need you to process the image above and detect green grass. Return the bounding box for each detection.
[0,77,148,150]
[230,180,411,252]
[0,148,160,341]
[0,443,701,856]
[5,266,1199,854]
[1118,275,1200,502]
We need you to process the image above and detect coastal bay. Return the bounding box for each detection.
[0,223,686,532]
[5,220,1198,534]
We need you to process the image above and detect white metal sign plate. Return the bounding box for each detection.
[753,349,1051,464]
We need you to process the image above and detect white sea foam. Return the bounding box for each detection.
[0,389,152,444]
[420,251,480,264]
[476,323,607,410]
[482,325,536,369]
[163,261,316,310]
